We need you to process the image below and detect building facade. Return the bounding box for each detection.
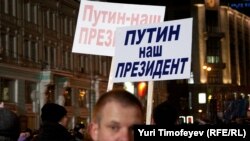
[190,0,250,122]
[0,0,103,130]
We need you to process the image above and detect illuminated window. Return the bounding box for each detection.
[0,78,13,102]
[78,89,86,107]
[45,84,55,103]
[64,87,72,106]
[0,78,11,102]
[198,93,206,104]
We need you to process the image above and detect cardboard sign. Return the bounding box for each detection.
[112,18,193,82]
[72,1,165,56]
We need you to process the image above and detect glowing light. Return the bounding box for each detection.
[79,89,85,97]
[207,67,211,71]
[138,82,146,97]
[208,95,212,100]
[198,93,206,104]
[203,65,212,71]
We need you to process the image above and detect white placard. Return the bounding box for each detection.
[112,18,193,82]
[72,1,166,56]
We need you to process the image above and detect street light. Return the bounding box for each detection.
[203,65,211,72]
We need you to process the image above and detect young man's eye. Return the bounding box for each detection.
[110,125,119,132]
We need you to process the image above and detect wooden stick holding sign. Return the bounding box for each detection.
[146,81,154,125]
[108,68,154,124]
[107,58,115,91]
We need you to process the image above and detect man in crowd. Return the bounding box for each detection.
[152,101,178,126]
[35,103,73,141]
[0,102,20,141]
[88,89,144,141]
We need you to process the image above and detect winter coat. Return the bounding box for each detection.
[34,122,73,141]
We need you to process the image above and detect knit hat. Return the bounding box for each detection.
[41,103,67,123]
[0,108,20,138]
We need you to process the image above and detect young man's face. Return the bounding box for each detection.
[90,101,143,141]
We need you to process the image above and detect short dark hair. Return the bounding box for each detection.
[41,103,67,123]
[153,101,178,125]
[93,89,143,122]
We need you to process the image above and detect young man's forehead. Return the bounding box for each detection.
[101,100,141,111]
[99,101,143,123]
[93,93,144,122]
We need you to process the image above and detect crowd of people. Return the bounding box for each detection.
[1,89,250,141]
[223,93,249,124]
[0,89,144,141]
[0,102,86,141]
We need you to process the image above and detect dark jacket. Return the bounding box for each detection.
[34,122,73,141]
[74,132,84,141]
[0,108,20,141]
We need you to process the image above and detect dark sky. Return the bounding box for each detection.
[227,0,250,16]
[103,0,249,16]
